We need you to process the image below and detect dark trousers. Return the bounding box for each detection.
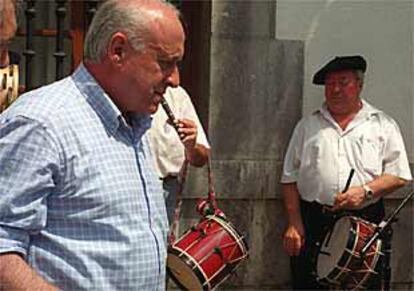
[290,199,391,290]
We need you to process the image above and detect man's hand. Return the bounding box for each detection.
[174,118,197,151]
[0,253,58,290]
[283,221,305,257]
[282,183,305,257]
[332,186,365,211]
[169,118,209,167]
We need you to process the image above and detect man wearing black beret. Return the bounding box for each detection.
[280,55,411,289]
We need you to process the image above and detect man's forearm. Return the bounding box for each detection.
[0,253,58,291]
[282,183,303,225]
[186,144,209,167]
[365,174,408,199]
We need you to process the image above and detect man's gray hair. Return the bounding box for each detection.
[84,0,179,63]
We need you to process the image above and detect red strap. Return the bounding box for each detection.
[167,158,226,244]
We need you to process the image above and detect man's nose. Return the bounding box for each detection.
[165,66,180,88]
[332,83,342,93]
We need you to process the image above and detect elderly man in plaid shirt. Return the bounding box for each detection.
[0,0,185,289]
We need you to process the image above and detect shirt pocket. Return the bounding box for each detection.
[353,136,382,176]
[302,137,323,169]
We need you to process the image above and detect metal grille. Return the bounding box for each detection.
[17,0,101,90]
[16,0,183,91]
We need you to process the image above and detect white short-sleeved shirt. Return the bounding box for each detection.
[149,86,210,178]
[281,99,412,206]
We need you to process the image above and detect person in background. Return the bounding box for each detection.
[280,55,411,289]
[149,85,210,226]
[0,0,185,289]
[0,0,19,110]
[0,0,17,68]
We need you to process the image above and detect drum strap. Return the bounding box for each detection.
[168,158,223,244]
[196,159,227,219]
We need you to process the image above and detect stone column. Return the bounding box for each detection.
[181,1,304,289]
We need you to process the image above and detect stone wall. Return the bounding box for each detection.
[179,1,304,289]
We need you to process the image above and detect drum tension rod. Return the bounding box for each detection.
[319,250,331,257]
[324,230,334,248]
[199,228,207,237]
[315,242,331,256]
[214,247,226,263]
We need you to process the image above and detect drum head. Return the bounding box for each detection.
[167,253,204,291]
[317,217,352,279]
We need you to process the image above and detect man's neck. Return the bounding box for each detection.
[330,100,362,130]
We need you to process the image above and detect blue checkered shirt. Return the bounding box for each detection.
[0,64,168,290]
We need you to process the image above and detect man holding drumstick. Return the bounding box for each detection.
[280,55,411,289]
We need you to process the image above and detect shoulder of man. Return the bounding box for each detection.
[363,100,402,130]
[2,76,79,126]
[164,86,190,104]
[164,86,196,115]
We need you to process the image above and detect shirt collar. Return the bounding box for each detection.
[72,63,152,135]
[358,99,382,117]
[128,113,153,135]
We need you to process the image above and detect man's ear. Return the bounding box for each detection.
[108,32,128,65]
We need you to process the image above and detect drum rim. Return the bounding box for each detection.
[168,247,244,291]
[167,250,209,291]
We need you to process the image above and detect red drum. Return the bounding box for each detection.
[167,215,248,290]
[317,216,383,290]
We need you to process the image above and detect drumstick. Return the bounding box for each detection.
[323,169,355,248]
[326,168,355,212]
[342,169,355,193]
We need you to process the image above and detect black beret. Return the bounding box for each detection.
[312,55,367,85]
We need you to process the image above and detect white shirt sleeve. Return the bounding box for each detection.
[280,119,304,184]
[382,117,412,181]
